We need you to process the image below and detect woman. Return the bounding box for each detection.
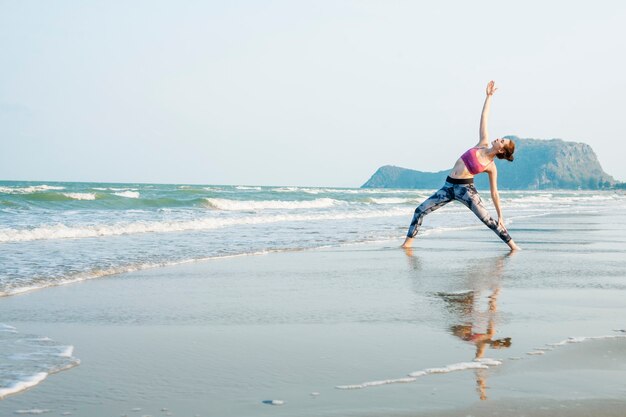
[401,81,520,251]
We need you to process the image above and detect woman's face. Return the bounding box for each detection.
[492,138,509,152]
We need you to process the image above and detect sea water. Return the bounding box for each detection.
[2,180,623,297]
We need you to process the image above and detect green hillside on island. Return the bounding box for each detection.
[362,137,618,190]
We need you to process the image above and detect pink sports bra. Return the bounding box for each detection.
[461,147,492,175]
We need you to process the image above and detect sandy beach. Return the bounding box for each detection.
[1,205,626,416]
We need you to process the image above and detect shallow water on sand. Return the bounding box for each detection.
[0,202,625,415]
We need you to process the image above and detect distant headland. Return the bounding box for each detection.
[362,136,622,190]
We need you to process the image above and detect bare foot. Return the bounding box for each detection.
[401,237,413,248]
[507,240,521,251]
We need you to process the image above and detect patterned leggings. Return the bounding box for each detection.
[406,181,512,243]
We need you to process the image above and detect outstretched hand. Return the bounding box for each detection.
[486,80,498,96]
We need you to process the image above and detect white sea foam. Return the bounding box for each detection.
[271,187,423,195]
[28,337,53,342]
[0,324,17,332]
[547,334,626,347]
[13,408,51,414]
[0,372,48,399]
[113,191,140,199]
[93,187,138,191]
[0,185,65,194]
[57,346,74,358]
[0,325,80,400]
[325,188,423,195]
[503,192,626,208]
[62,193,97,200]
[205,197,339,211]
[369,197,416,205]
[336,358,501,390]
[235,186,262,190]
[271,186,331,194]
[336,377,417,390]
[422,361,490,374]
[0,208,410,243]
[272,187,301,193]
[474,358,503,366]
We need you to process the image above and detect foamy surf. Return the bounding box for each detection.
[0,185,65,194]
[204,197,339,210]
[113,191,140,199]
[546,334,626,347]
[335,358,502,390]
[62,192,97,200]
[0,325,80,400]
[368,197,419,205]
[335,332,626,392]
[0,207,409,243]
[235,186,262,190]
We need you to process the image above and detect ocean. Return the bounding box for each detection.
[1,180,624,297]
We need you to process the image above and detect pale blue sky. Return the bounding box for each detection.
[2,1,625,186]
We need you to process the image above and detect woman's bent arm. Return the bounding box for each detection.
[487,167,504,226]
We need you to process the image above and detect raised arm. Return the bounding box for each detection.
[477,81,498,147]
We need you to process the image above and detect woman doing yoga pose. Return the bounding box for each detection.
[401,81,520,251]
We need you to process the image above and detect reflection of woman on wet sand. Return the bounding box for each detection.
[448,288,510,400]
[449,289,511,357]
[436,254,514,400]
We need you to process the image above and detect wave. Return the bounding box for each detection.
[0,324,80,400]
[0,373,49,400]
[506,193,625,205]
[92,187,138,191]
[272,187,323,194]
[0,324,16,332]
[204,197,339,210]
[0,205,545,244]
[369,197,418,205]
[235,186,262,190]
[271,186,425,195]
[0,208,410,243]
[335,357,502,390]
[0,185,65,194]
[62,192,97,200]
[336,331,626,391]
[13,409,51,415]
[272,187,301,193]
[113,191,140,199]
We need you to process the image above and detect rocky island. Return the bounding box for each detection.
[362,136,618,190]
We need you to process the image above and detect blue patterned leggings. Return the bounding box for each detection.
[406,181,512,243]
